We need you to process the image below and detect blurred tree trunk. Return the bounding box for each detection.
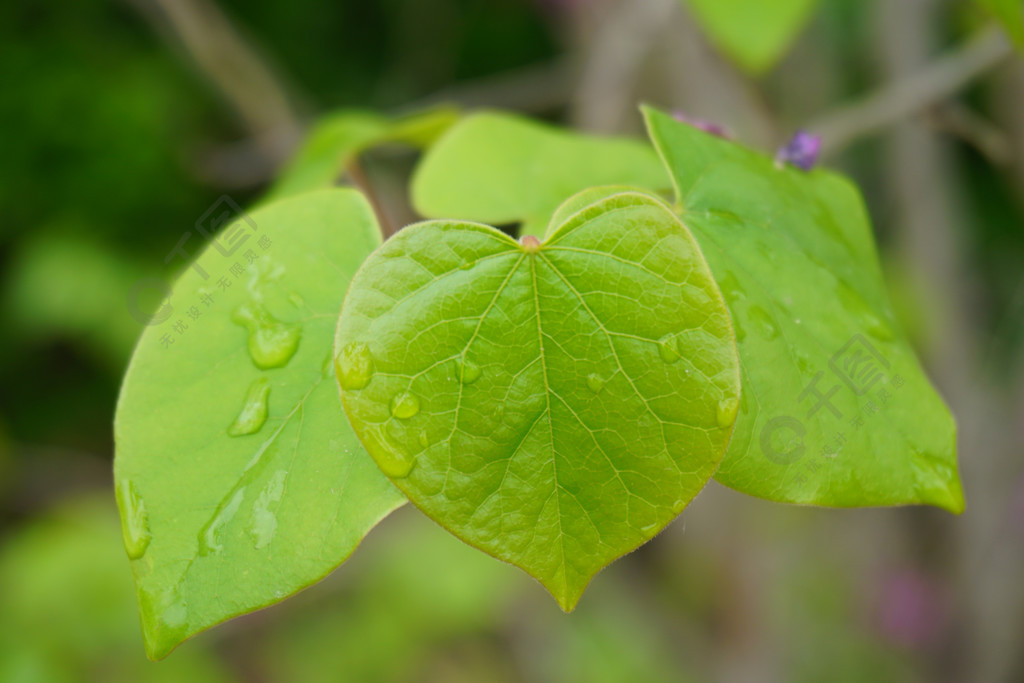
[878,0,1024,680]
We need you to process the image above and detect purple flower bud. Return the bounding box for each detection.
[775,131,821,171]
[672,111,731,139]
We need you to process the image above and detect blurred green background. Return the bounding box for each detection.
[1,0,1023,681]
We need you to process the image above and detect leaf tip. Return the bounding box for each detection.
[545,579,587,614]
[934,477,966,515]
[141,621,181,662]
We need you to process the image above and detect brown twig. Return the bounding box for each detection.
[345,158,394,238]
[809,27,1014,156]
[126,0,304,165]
[926,102,1014,165]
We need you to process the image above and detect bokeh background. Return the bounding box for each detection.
[2,0,1023,681]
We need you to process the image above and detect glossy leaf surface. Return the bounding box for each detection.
[644,106,963,512]
[336,191,741,609]
[114,189,405,659]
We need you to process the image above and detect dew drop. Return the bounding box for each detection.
[459,260,476,271]
[232,302,301,369]
[658,333,682,363]
[586,373,606,394]
[335,342,374,390]
[418,430,430,449]
[717,396,740,428]
[162,602,188,629]
[198,488,245,557]
[377,450,414,479]
[139,586,189,643]
[459,358,481,384]
[865,316,893,341]
[390,392,420,419]
[250,470,286,550]
[115,478,151,560]
[227,377,270,437]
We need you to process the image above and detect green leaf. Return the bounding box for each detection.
[411,111,671,237]
[114,189,405,659]
[642,106,963,512]
[683,0,819,73]
[336,191,741,609]
[978,0,1024,45]
[0,496,234,682]
[266,106,459,201]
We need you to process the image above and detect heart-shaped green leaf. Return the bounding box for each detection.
[411,111,671,237]
[336,191,741,609]
[682,0,819,74]
[643,106,963,512]
[114,189,405,659]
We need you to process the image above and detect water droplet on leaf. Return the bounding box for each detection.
[116,478,151,560]
[586,373,606,394]
[658,333,682,363]
[198,488,245,557]
[378,450,414,479]
[335,342,374,390]
[140,586,189,637]
[459,358,481,384]
[162,602,188,629]
[390,392,420,419]
[227,378,270,436]
[250,471,286,549]
[866,317,893,341]
[418,431,430,449]
[717,396,740,427]
[232,302,301,369]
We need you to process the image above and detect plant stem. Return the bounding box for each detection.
[809,27,1013,156]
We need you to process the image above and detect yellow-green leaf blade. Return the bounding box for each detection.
[114,189,405,659]
[336,191,740,609]
[644,105,963,512]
